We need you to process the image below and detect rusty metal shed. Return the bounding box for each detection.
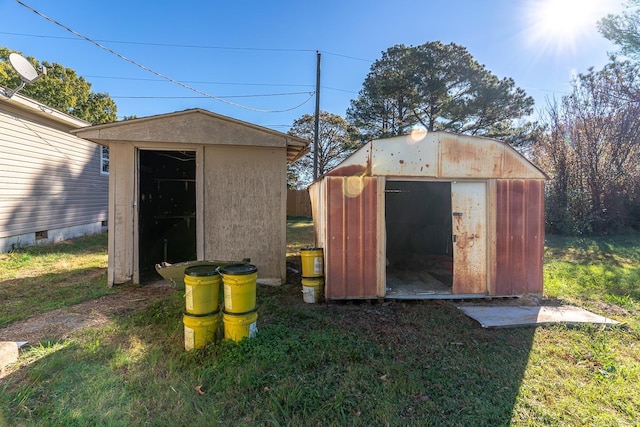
[73,109,308,286]
[309,131,547,300]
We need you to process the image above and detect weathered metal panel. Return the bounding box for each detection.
[451,182,488,294]
[370,134,438,177]
[308,180,325,248]
[325,176,379,299]
[494,179,545,295]
[375,176,387,296]
[525,181,545,293]
[325,142,371,177]
[440,135,503,178]
[439,133,547,179]
[327,132,546,180]
[486,180,498,295]
[312,132,548,300]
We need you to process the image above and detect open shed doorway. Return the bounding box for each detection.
[138,150,196,282]
[385,181,453,298]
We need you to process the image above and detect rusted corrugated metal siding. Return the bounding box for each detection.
[325,176,379,299]
[494,179,545,295]
[451,182,487,294]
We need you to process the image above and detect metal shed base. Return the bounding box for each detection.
[385,293,511,300]
[384,272,516,300]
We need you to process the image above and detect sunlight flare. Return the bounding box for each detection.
[525,0,617,54]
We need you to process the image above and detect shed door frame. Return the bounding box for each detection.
[133,145,204,284]
[382,178,489,296]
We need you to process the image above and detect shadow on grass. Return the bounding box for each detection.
[3,233,108,258]
[545,233,640,266]
[0,260,536,426]
[0,267,112,327]
[545,234,640,306]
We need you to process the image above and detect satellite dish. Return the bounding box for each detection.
[9,53,40,83]
[3,53,46,98]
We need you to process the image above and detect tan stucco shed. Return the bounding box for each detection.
[73,109,308,286]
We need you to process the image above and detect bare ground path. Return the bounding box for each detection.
[0,281,176,345]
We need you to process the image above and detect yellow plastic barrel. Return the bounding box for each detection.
[301,277,324,303]
[222,309,258,341]
[300,248,324,278]
[184,265,221,315]
[219,264,258,314]
[183,311,219,350]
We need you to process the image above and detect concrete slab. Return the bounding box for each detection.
[0,342,19,370]
[457,305,619,328]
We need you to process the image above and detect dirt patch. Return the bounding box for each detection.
[0,281,176,345]
[590,300,634,317]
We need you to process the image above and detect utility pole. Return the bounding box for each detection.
[313,51,321,180]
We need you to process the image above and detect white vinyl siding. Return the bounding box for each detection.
[0,109,108,240]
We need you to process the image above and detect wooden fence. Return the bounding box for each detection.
[287,189,312,217]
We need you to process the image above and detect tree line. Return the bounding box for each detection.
[533,3,640,234]
[290,2,640,236]
[0,47,118,125]
[288,40,538,188]
[2,2,640,235]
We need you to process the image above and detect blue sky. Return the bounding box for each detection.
[0,0,625,131]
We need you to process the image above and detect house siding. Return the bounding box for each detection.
[0,106,108,250]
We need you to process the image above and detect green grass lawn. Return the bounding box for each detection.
[1,223,639,426]
[544,234,640,320]
[0,233,116,327]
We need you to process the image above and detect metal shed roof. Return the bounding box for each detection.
[326,131,548,179]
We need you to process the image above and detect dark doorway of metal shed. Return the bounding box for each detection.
[138,150,196,282]
[385,181,453,298]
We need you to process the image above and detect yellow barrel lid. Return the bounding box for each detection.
[219,263,257,275]
[185,265,220,277]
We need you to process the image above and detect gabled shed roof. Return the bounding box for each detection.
[326,131,548,179]
[72,108,310,162]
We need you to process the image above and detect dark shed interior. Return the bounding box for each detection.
[138,150,196,280]
[385,181,453,296]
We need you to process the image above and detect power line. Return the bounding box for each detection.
[13,0,315,113]
[85,74,358,95]
[321,51,374,63]
[84,74,311,87]
[0,30,374,62]
[323,86,359,94]
[111,92,314,99]
[1,29,367,95]
[0,30,317,53]
[84,75,357,94]
[82,75,358,96]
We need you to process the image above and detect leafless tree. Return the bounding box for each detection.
[534,62,640,233]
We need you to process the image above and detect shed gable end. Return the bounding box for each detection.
[75,110,288,148]
[327,132,546,180]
